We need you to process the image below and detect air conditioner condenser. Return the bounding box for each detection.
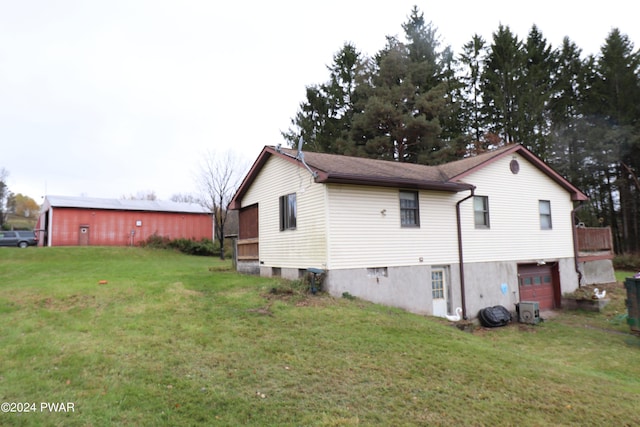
[517,301,540,324]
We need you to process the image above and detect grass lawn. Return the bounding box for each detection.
[1,247,640,426]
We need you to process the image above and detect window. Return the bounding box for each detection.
[367,267,388,278]
[473,196,490,228]
[279,193,297,230]
[431,269,445,299]
[539,200,552,229]
[399,191,419,227]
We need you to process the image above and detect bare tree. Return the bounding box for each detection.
[170,193,200,204]
[121,190,158,201]
[197,150,246,260]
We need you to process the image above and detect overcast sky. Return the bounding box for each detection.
[1,1,638,202]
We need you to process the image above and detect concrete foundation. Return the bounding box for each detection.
[579,259,616,285]
[237,260,260,275]
[251,257,580,319]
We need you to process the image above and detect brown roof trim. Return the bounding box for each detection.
[229,146,474,209]
[315,172,473,192]
[229,146,274,210]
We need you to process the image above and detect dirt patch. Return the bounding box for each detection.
[167,282,204,297]
[247,305,273,316]
[38,294,99,311]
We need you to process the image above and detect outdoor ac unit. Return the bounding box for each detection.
[517,301,540,324]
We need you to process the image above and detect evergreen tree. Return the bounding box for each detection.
[282,43,366,153]
[350,7,453,164]
[547,38,594,211]
[520,25,556,159]
[481,25,524,145]
[583,29,640,251]
[459,34,488,152]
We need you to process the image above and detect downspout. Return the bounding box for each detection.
[571,202,585,288]
[456,186,476,320]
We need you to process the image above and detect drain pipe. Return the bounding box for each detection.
[571,202,585,288]
[456,186,476,320]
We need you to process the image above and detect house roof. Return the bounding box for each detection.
[43,195,211,214]
[230,144,587,209]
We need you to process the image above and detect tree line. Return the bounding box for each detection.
[283,6,640,253]
[0,168,40,230]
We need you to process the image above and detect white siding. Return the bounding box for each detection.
[325,185,461,269]
[241,156,327,269]
[459,153,576,263]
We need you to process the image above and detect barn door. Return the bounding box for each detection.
[79,225,90,246]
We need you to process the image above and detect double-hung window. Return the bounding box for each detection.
[539,200,552,230]
[279,193,297,231]
[399,191,419,227]
[473,196,490,228]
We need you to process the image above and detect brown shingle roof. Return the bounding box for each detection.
[229,144,587,209]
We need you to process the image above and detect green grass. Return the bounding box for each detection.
[1,247,640,426]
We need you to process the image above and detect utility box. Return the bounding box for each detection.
[624,277,640,335]
[516,301,540,324]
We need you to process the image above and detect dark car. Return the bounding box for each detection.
[0,230,38,248]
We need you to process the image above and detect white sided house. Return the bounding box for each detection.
[229,144,589,319]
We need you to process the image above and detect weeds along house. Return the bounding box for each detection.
[38,196,213,247]
[230,144,590,319]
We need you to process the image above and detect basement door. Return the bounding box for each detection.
[518,263,558,310]
[431,267,449,317]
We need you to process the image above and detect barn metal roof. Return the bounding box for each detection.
[44,195,210,214]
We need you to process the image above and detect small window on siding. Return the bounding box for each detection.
[367,267,388,278]
[539,200,552,230]
[279,193,297,231]
[473,196,490,228]
[399,191,419,227]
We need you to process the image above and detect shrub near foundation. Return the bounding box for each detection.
[139,233,217,256]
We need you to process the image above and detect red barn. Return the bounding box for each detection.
[37,195,213,247]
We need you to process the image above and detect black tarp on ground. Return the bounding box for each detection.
[478,305,512,327]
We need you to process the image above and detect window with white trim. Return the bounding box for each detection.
[279,193,297,230]
[539,200,552,229]
[473,196,490,228]
[399,191,419,227]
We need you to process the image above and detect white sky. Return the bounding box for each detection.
[1,0,637,202]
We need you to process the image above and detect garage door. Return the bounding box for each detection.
[518,264,558,310]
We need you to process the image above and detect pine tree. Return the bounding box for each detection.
[583,29,640,252]
[481,25,524,145]
[520,25,556,159]
[350,7,453,164]
[282,43,366,154]
[459,34,488,152]
[547,38,591,199]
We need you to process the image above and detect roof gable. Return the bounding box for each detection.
[439,145,587,200]
[230,144,587,209]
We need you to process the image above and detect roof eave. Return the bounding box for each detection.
[317,173,474,192]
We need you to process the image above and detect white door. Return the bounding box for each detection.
[431,267,448,317]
